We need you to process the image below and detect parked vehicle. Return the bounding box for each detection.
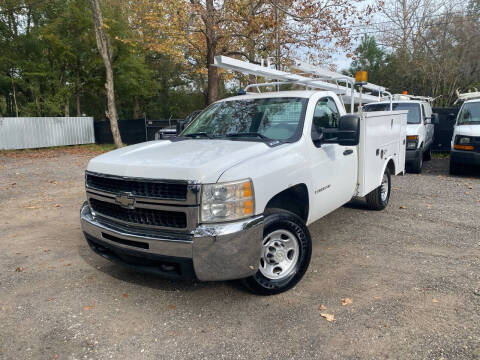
[450,92,480,174]
[154,110,202,140]
[80,57,407,295]
[364,95,439,174]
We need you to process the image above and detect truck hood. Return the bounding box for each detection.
[87,139,271,183]
[455,124,480,137]
[406,124,422,136]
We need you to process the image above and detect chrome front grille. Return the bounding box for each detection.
[85,172,199,231]
[86,172,189,200]
[89,198,187,228]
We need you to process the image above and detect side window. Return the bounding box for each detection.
[311,97,340,136]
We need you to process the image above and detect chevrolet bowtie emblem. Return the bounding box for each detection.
[115,193,136,209]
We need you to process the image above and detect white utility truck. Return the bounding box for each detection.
[450,91,480,174]
[80,57,407,295]
[364,94,438,173]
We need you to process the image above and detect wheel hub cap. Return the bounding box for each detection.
[259,229,300,280]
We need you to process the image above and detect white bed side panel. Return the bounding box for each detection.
[357,111,407,197]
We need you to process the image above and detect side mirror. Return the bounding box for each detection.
[431,113,439,125]
[336,114,360,146]
[176,120,186,135]
[311,127,324,147]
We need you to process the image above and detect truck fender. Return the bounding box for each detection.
[378,157,397,186]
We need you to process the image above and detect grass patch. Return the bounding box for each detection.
[0,143,118,158]
[432,152,450,159]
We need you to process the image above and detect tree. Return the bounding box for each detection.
[347,35,388,84]
[130,0,379,104]
[89,0,123,147]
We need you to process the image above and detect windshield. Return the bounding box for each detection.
[364,102,422,124]
[182,97,307,141]
[457,102,480,125]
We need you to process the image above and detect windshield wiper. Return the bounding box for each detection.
[183,132,213,139]
[226,132,270,140]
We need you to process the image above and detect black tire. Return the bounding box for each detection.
[409,152,423,174]
[423,146,432,161]
[242,209,312,295]
[449,159,461,175]
[366,168,391,210]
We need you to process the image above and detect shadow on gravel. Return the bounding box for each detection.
[77,244,241,294]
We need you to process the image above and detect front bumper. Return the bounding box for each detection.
[406,148,421,162]
[450,149,480,166]
[80,202,264,281]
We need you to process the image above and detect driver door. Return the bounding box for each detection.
[308,97,358,219]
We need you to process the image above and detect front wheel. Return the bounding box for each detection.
[242,210,312,295]
[409,152,423,173]
[423,146,432,161]
[449,159,461,175]
[366,168,391,210]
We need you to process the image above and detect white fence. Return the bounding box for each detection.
[0,117,95,150]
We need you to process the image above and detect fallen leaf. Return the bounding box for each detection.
[15,267,24,272]
[168,304,176,310]
[399,205,406,209]
[53,204,61,208]
[47,298,54,302]
[373,296,381,300]
[432,298,439,303]
[25,205,40,209]
[83,306,94,311]
[318,304,327,310]
[320,313,335,322]
[123,293,128,298]
[341,298,353,306]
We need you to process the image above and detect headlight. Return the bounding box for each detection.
[406,135,418,150]
[201,179,254,223]
[458,136,472,145]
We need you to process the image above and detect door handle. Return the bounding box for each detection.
[343,149,353,156]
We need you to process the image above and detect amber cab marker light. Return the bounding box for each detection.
[402,90,408,95]
[355,71,367,83]
[407,135,418,140]
[454,144,474,151]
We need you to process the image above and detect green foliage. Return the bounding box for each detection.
[0,0,206,119]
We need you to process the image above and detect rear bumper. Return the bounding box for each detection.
[406,148,421,162]
[80,202,264,281]
[450,149,480,166]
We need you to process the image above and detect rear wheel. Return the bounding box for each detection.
[366,168,391,210]
[242,210,312,295]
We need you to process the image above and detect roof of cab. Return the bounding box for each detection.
[216,90,333,102]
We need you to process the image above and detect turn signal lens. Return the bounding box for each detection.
[454,144,474,151]
[407,135,418,141]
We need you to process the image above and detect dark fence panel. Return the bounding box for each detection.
[94,119,147,144]
[432,107,459,152]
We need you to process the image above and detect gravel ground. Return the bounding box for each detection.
[0,148,479,360]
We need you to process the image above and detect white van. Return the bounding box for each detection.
[450,97,480,174]
[364,96,438,173]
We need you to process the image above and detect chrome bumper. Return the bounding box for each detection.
[80,202,264,281]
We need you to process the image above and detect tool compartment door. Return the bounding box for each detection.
[357,111,407,197]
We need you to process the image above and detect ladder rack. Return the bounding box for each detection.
[455,90,480,103]
[213,56,392,113]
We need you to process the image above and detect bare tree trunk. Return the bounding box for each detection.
[64,98,70,117]
[205,0,218,105]
[76,93,81,116]
[89,0,123,147]
[11,75,19,117]
[133,97,141,119]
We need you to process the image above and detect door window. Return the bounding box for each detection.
[311,97,340,136]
